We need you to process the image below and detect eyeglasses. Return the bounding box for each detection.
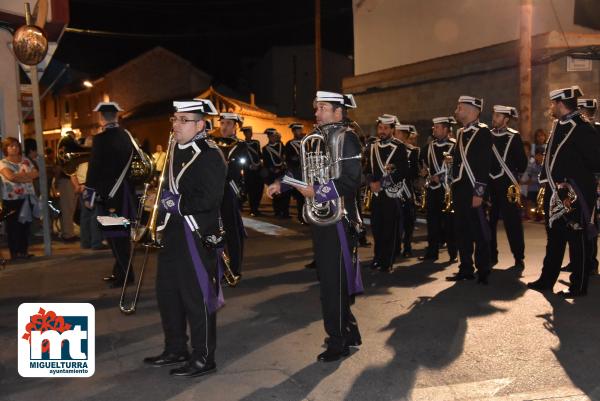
[169,116,200,124]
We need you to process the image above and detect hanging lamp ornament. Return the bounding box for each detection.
[12,3,48,66]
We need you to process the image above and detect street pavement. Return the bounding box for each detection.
[1,210,600,401]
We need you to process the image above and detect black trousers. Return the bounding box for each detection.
[156,216,217,362]
[539,208,594,293]
[311,222,360,351]
[221,185,244,275]
[399,200,415,253]
[245,170,263,214]
[488,180,525,262]
[4,199,30,258]
[281,188,305,221]
[371,193,401,268]
[452,182,491,275]
[109,237,131,280]
[425,187,457,258]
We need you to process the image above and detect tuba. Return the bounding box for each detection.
[56,151,91,176]
[301,122,358,226]
[507,184,523,208]
[120,133,174,314]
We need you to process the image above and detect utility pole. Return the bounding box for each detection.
[519,0,533,143]
[315,0,322,91]
[25,3,52,256]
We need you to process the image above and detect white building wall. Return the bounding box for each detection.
[353,0,597,75]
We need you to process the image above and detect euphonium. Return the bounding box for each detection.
[301,122,359,226]
[507,184,523,208]
[120,133,174,314]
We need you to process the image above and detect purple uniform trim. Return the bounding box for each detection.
[314,180,339,203]
[336,221,364,296]
[473,181,487,197]
[183,224,224,314]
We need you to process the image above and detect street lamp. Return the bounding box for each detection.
[83,80,93,88]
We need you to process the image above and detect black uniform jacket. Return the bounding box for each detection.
[489,127,528,185]
[161,135,227,236]
[262,142,285,184]
[86,125,133,209]
[212,136,248,191]
[364,137,408,185]
[451,121,493,196]
[420,137,455,190]
[244,139,262,170]
[539,113,600,209]
[285,138,303,179]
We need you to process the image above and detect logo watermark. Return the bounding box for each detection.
[18,303,95,377]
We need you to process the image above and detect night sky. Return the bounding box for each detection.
[53,0,353,91]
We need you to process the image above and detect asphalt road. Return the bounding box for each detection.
[1,211,599,401]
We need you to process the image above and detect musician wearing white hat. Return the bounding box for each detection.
[418,116,457,262]
[528,86,600,297]
[84,101,135,287]
[267,91,364,362]
[488,105,528,272]
[447,95,493,284]
[144,99,226,377]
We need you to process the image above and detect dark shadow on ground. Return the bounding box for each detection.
[540,280,600,400]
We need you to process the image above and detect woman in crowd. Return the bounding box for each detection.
[0,137,39,260]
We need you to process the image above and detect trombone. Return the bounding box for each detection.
[119,133,173,314]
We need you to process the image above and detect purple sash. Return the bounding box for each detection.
[336,221,364,296]
[183,225,224,314]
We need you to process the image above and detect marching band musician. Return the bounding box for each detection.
[143,99,226,377]
[447,95,493,284]
[283,123,307,224]
[527,87,600,297]
[215,112,248,279]
[267,91,364,362]
[577,98,600,274]
[488,105,528,271]
[83,102,135,288]
[418,116,458,262]
[394,123,420,258]
[241,126,264,217]
[366,114,409,272]
[262,128,288,217]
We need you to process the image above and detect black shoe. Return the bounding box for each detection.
[92,244,110,250]
[103,274,116,282]
[324,337,362,348]
[560,264,573,273]
[446,272,475,281]
[144,352,189,367]
[526,280,553,292]
[448,255,458,263]
[511,260,525,271]
[557,289,587,298]
[477,270,490,285]
[370,261,380,271]
[418,254,438,262]
[62,235,79,243]
[402,250,413,258]
[317,347,350,362]
[305,261,316,269]
[170,359,216,377]
[378,265,393,273]
[109,275,134,288]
